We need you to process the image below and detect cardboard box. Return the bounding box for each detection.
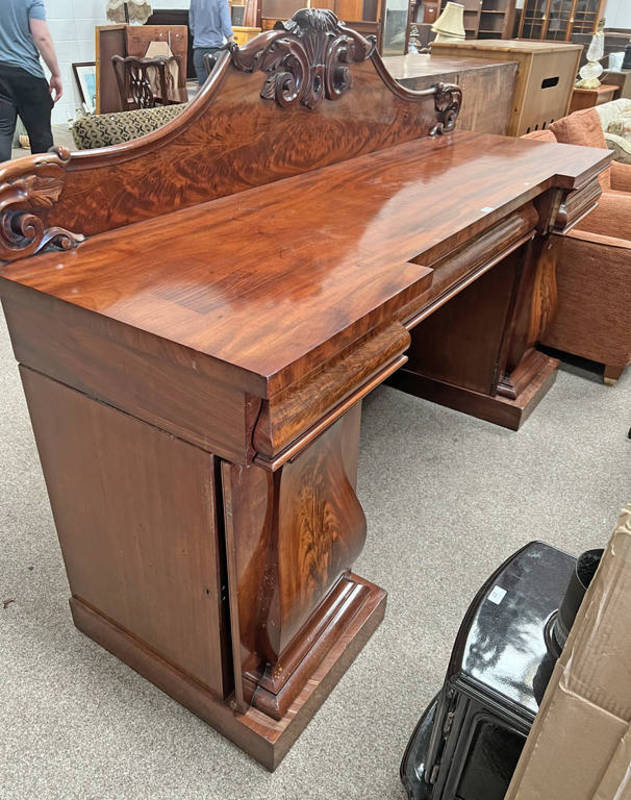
[506,503,631,800]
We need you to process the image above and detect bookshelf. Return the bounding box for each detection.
[439,0,516,39]
[518,0,607,41]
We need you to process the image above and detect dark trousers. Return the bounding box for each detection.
[0,63,53,163]
[193,47,222,86]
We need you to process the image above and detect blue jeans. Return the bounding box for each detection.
[193,47,222,86]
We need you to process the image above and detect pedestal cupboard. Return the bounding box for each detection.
[0,10,608,771]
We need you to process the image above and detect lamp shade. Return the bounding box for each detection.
[106,0,153,24]
[431,2,465,42]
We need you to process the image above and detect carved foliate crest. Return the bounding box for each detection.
[0,147,84,263]
[230,8,376,109]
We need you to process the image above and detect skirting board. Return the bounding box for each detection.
[69,574,387,771]
[388,354,559,431]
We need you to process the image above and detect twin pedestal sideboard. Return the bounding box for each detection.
[0,11,608,769]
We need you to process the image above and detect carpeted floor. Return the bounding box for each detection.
[1,307,629,800]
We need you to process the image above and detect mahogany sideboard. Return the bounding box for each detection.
[0,11,608,770]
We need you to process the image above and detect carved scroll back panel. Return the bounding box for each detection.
[41,58,456,237]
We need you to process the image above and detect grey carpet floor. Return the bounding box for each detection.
[1,306,629,800]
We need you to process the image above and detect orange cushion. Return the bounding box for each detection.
[575,191,631,242]
[610,160,631,194]
[522,129,557,143]
[550,109,611,190]
[550,108,607,149]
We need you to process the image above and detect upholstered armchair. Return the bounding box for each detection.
[596,98,631,166]
[71,104,186,149]
[523,110,631,384]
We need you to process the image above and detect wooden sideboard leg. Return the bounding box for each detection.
[221,404,386,725]
[390,239,559,430]
[604,365,625,386]
[69,580,385,771]
[20,368,385,771]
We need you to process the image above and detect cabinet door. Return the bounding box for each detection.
[545,0,575,40]
[519,0,550,39]
[21,367,231,699]
[570,0,602,38]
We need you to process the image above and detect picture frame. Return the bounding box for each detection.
[72,62,97,114]
[231,4,246,26]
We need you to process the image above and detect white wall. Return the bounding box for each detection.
[46,0,190,124]
[605,0,631,29]
[46,0,106,124]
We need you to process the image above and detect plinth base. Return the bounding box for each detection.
[389,351,559,431]
[70,573,386,771]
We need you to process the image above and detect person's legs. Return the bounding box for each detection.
[0,68,18,162]
[13,68,53,154]
[193,47,220,86]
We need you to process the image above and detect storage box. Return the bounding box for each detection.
[431,39,583,135]
[505,503,631,800]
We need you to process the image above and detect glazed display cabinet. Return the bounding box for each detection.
[518,0,606,41]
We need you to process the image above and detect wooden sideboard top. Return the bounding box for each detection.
[384,54,519,80]
[0,130,608,396]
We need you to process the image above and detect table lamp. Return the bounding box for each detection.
[431,2,465,43]
[576,18,605,88]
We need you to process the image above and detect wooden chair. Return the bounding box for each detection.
[112,54,186,111]
[523,113,631,384]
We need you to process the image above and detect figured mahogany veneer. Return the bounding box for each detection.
[0,10,609,770]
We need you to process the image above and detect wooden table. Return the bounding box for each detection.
[0,10,608,771]
[385,54,518,134]
[602,69,631,99]
[570,83,621,113]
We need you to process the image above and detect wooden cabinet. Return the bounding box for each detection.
[435,0,515,39]
[232,25,262,45]
[21,369,232,698]
[385,54,518,133]
[477,0,516,39]
[260,0,383,49]
[96,24,188,114]
[459,0,484,40]
[569,82,619,112]
[432,38,582,135]
[518,0,607,41]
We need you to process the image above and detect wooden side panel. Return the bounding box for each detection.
[1,289,256,463]
[36,35,460,237]
[21,368,231,697]
[96,26,126,114]
[541,234,631,370]
[521,49,581,133]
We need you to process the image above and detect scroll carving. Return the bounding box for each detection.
[230,8,376,109]
[430,82,463,136]
[0,147,84,263]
